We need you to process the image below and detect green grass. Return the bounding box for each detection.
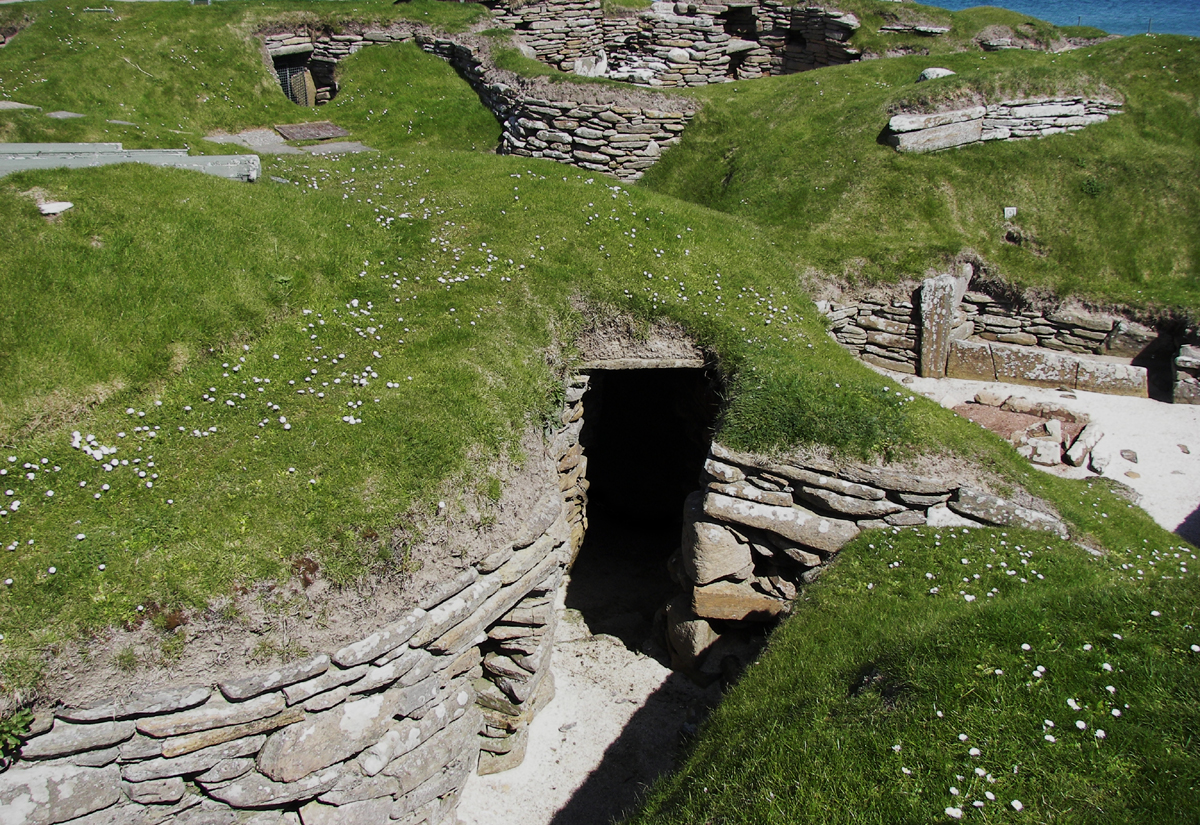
[0,9,1197,807]
[631,519,1200,824]
[641,35,1200,310]
[0,0,484,148]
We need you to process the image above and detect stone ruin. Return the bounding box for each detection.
[820,265,1198,405]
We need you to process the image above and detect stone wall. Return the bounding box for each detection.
[884,97,1123,153]
[486,0,606,72]
[665,442,1069,673]
[2,400,590,825]
[603,1,860,87]
[817,269,1188,399]
[261,26,694,181]
[1175,343,1200,404]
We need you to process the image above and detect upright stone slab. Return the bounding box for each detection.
[946,339,996,382]
[919,273,957,377]
[990,342,1079,388]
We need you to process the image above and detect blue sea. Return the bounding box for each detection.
[931,0,1200,37]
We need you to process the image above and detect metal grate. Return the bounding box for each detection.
[276,66,314,106]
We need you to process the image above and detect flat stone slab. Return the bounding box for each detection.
[949,488,1068,537]
[692,581,788,621]
[57,685,211,723]
[45,110,85,119]
[274,121,350,141]
[0,762,121,825]
[37,201,73,216]
[0,101,41,111]
[106,120,136,126]
[20,719,135,759]
[305,140,374,155]
[257,680,437,783]
[703,492,859,554]
[205,129,302,154]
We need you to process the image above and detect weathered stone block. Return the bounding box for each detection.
[57,686,211,723]
[692,581,788,622]
[794,486,905,518]
[137,692,285,739]
[0,763,121,825]
[205,766,342,808]
[122,776,185,805]
[664,595,718,669]
[257,686,407,783]
[300,797,392,825]
[220,654,330,701]
[1075,358,1148,397]
[888,118,983,152]
[332,609,427,668]
[122,734,265,782]
[160,707,302,758]
[946,339,996,381]
[20,720,135,760]
[283,664,369,706]
[703,493,859,554]
[919,273,957,377]
[948,488,1068,537]
[991,342,1079,388]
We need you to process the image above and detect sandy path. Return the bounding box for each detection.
[457,579,715,825]
[897,372,1200,544]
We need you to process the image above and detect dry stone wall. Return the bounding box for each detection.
[885,98,1123,153]
[2,395,591,825]
[818,268,1183,399]
[603,1,860,87]
[665,442,1069,674]
[1175,343,1200,404]
[262,25,694,181]
[486,0,606,72]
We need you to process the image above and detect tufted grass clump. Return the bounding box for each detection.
[631,520,1200,824]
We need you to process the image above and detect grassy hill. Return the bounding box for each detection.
[641,35,1200,309]
[0,1,1197,819]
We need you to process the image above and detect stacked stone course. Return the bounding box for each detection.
[885,98,1123,153]
[665,442,1069,673]
[261,26,694,181]
[820,271,1170,398]
[2,398,591,825]
[816,268,1200,400]
[486,0,606,72]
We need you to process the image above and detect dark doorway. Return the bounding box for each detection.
[565,368,720,650]
[718,6,758,41]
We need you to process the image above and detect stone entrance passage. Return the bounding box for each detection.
[565,368,719,651]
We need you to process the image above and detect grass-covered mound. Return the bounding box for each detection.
[0,4,1196,809]
[642,35,1200,309]
[0,0,485,148]
[630,518,1200,823]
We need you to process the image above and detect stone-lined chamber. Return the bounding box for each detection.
[1,402,590,825]
[819,265,1198,403]
[261,25,694,181]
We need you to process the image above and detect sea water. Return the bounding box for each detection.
[932,0,1200,37]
